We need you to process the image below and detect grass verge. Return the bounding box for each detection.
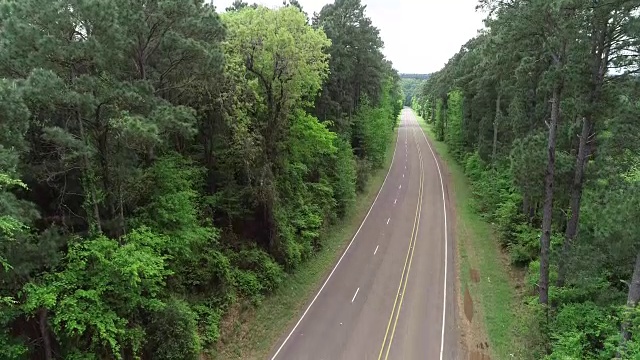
[213,129,398,360]
[413,112,530,359]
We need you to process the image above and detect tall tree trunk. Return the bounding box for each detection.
[430,97,436,124]
[98,113,113,229]
[522,193,530,223]
[540,84,561,307]
[77,111,102,234]
[118,184,126,236]
[438,94,448,141]
[557,116,591,287]
[71,66,102,234]
[38,308,53,360]
[443,95,448,136]
[556,14,609,288]
[621,251,640,348]
[492,94,501,167]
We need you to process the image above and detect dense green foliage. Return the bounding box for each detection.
[415,1,640,358]
[399,76,426,107]
[0,0,401,358]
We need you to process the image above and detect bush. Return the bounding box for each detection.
[274,203,319,270]
[525,259,540,293]
[445,90,464,160]
[352,95,395,173]
[330,138,357,219]
[547,302,618,360]
[176,247,234,301]
[229,247,285,301]
[0,298,27,360]
[526,259,562,300]
[232,269,264,303]
[553,276,610,306]
[464,152,486,182]
[0,331,27,360]
[146,299,201,360]
[495,191,524,246]
[355,158,372,192]
[508,224,540,266]
[21,228,171,358]
[192,303,223,348]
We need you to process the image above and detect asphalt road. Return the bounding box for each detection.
[269,109,458,360]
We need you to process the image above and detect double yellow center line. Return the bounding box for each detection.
[377,129,425,360]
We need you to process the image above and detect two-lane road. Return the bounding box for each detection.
[269,109,458,360]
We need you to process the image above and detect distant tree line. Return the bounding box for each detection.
[400,73,431,79]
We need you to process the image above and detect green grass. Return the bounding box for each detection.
[213,129,399,360]
[413,111,530,359]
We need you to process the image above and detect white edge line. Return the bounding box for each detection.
[269,119,401,360]
[412,111,449,360]
[351,287,360,303]
[374,245,379,255]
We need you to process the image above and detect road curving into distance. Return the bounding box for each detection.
[269,108,459,360]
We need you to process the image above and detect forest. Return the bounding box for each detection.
[413,0,640,358]
[0,0,402,358]
[399,75,428,107]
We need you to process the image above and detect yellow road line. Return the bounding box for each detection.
[377,129,425,360]
[384,131,424,359]
[376,155,420,360]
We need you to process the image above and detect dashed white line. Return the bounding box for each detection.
[374,245,379,255]
[269,120,401,360]
[403,174,405,178]
[394,199,397,205]
[386,218,390,225]
[399,185,402,189]
[351,287,360,303]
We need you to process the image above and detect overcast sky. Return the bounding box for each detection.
[213,0,486,74]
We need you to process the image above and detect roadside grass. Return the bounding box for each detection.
[413,112,530,360]
[213,129,398,360]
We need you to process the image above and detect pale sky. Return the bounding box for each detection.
[212,0,486,74]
